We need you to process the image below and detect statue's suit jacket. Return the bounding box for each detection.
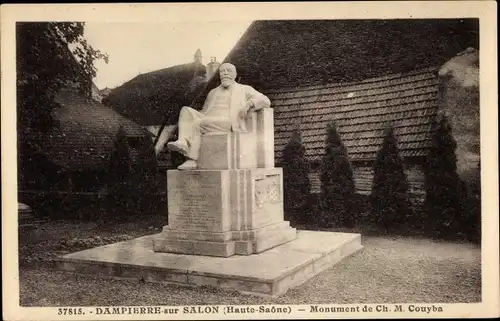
[200,83,271,132]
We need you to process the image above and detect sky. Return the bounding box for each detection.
[84,21,253,89]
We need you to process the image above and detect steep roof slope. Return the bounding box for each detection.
[103,61,206,126]
[30,90,151,170]
[269,67,440,162]
[192,19,478,107]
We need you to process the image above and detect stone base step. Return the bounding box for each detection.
[153,237,236,257]
[236,226,297,255]
[56,230,363,297]
[153,221,297,257]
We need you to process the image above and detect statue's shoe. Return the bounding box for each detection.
[178,159,197,170]
[167,140,188,156]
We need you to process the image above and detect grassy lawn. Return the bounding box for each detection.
[19,217,481,306]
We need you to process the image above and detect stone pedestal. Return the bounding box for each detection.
[153,168,296,257]
[154,108,296,257]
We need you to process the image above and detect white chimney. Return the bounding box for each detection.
[206,56,220,81]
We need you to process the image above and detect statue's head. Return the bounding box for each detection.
[219,63,237,88]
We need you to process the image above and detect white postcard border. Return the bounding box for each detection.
[1,2,498,320]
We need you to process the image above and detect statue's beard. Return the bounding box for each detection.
[221,78,235,88]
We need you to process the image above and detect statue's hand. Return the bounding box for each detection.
[237,101,254,132]
[238,101,254,121]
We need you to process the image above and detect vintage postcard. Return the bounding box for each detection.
[1,1,498,320]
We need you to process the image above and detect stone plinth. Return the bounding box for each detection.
[198,108,275,170]
[57,231,363,297]
[153,168,296,257]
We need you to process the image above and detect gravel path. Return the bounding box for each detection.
[19,235,481,306]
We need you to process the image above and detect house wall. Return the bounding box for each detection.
[18,145,67,191]
[70,170,108,192]
[19,150,107,193]
[351,161,373,195]
[405,162,426,208]
[306,158,427,209]
[308,164,382,196]
[308,170,322,194]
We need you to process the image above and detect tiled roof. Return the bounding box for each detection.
[104,62,207,126]
[269,67,440,162]
[192,19,478,108]
[30,91,151,171]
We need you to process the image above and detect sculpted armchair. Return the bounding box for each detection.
[197,107,275,170]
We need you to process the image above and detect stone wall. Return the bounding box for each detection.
[308,169,321,194]
[405,163,426,211]
[352,164,373,196]
[438,47,480,191]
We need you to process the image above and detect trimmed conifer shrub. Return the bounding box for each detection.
[107,126,134,216]
[370,124,410,232]
[132,138,161,215]
[282,129,311,223]
[424,115,463,237]
[320,122,356,227]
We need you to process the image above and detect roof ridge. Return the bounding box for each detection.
[116,61,205,89]
[265,66,440,94]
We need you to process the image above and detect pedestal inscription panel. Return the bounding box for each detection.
[167,170,230,232]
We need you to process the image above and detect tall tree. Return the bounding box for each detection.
[282,129,311,223]
[424,115,463,236]
[17,22,108,134]
[320,122,356,227]
[370,124,410,232]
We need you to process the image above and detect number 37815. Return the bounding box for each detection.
[58,308,84,315]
